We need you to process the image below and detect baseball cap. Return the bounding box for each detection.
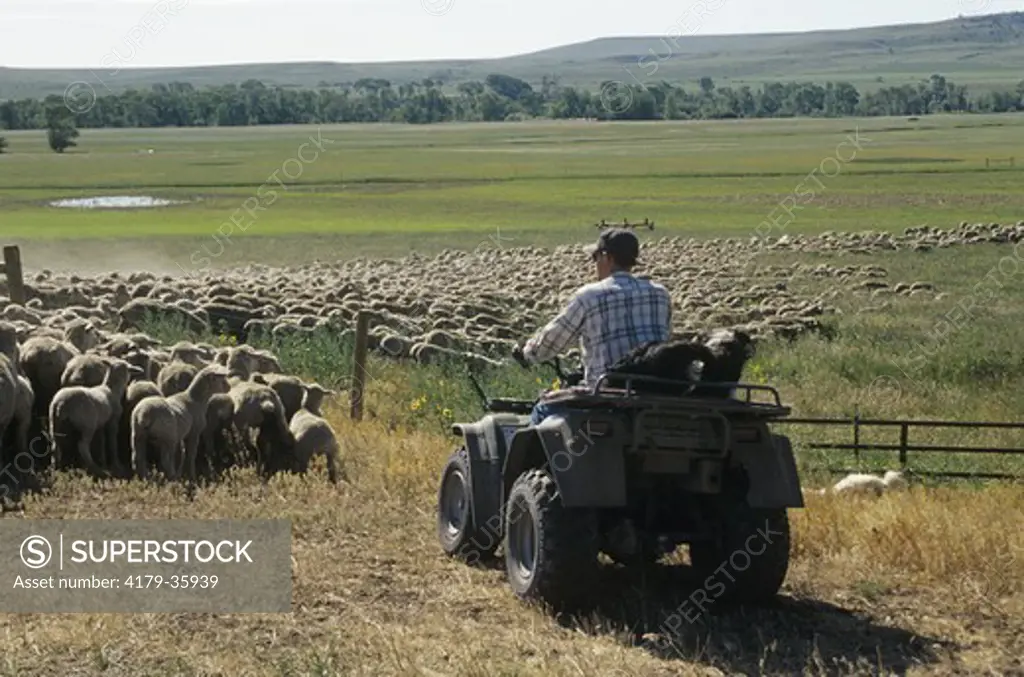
[586,228,640,266]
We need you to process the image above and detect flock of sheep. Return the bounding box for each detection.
[0,220,1017,496]
[9,221,1003,371]
[0,319,343,497]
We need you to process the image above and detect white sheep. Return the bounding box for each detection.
[118,379,162,475]
[288,383,343,484]
[252,372,306,421]
[229,380,294,476]
[881,469,908,491]
[828,470,908,496]
[0,323,21,473]
[18,336,80,443]
[168,341,210,369]
[9,374,35,464]
[131,365,231,482]
[61,353,108,388]
[157,361,198,396]
[49,359,136,477]
[200,393,236,477]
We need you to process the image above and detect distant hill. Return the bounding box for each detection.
[2,12,1023,100]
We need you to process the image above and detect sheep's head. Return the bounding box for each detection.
[103,358,137,395]
[65,319,102,353]
[123,350,154,381]
[225,347,253,380]
[0,321,19,362]
[302,382,336,415]
[170,343,208,368]
[191,365,232,398]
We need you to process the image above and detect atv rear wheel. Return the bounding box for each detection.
[688,504,790,603]
[437,448,498,562]
[504,469,599,608]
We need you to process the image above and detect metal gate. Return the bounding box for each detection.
[777,414,1024,480]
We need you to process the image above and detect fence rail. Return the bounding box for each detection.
[985,156,1016,169]
[778,415,1024,480]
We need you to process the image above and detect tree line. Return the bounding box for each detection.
[1,74,1024,136]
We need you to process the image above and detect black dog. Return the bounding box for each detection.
[605,328,756,399]
[604,340,716,396]
[690,328,756,398]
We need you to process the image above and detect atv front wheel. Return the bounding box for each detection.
[688,504,790,603]
[437,448,498,562]
[504,469,599,608]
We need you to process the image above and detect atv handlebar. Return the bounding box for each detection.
[511,344,582,385]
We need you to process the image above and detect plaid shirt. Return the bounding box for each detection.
[523,272,672,388]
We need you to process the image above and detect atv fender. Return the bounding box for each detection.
[452,414,528,543]
[504,413,627,509]
[731,432,804,509]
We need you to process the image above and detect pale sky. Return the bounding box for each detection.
[0,0,1019,68]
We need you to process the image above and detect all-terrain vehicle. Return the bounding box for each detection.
[436,359,804,609]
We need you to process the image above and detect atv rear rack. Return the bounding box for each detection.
[540,373,791,418]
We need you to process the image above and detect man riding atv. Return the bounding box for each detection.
[512,228,672,423]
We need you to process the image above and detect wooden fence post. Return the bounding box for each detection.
[898,423,909,470]
[349,311,370,421]
[2,245,26,305]
[853,406,861,465]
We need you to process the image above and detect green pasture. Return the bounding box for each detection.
[1,115,1023,266]
[1,113,1022,477]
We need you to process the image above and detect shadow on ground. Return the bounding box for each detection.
[555,563,953,676]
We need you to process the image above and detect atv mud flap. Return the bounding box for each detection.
[732,433,804,509]
[531,414,627,508]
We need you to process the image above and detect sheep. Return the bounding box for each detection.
[250,348,283,374]
[0,336,20,477]
[48,359,136,477]
[157,361,198,396]
[5,373,35,468]
[2,305,43,325]
[288,383,343,483]
[123,349,159,382]
[830,470,909,496]
[17,335,79,448]
[64,318,102,353]
[168,341,210,368]
[117,298,208,334]
[229,380,295,478]
[882,470,908,491]
[831,473,886,496]
[118,379,162,476]
[131,365,232,482]
[199,393,237,478]
[61,353,109,388]
[251,373,306,421]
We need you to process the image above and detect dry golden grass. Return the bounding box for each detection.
[1,405,1022,676]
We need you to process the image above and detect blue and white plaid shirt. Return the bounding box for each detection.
[523,272,672,388]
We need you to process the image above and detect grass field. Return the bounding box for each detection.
[1,114,1023,269]
[1,113,1023,675]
